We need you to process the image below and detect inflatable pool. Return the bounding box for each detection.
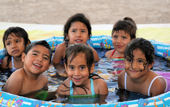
[0,35,170,107]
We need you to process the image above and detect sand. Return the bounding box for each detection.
[0,0,170,24]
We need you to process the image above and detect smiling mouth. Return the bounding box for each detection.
[75,40,83,43]
[33,63,42,69]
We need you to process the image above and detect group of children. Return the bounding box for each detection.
[0,13,167,102]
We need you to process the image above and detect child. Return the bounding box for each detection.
[57,44,108,98]
[52,13,99,77]
[118,38,167,97]
[2,40,52,100]
[105,17,137,58]
[1,26,30,73]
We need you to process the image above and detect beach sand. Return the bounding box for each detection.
[0,0,170,24]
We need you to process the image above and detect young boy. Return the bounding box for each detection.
[2,40,52,100]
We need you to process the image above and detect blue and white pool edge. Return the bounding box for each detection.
[0,91,169,107]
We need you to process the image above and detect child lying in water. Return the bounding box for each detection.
[2,40,52,100]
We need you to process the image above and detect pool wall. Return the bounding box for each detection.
[0,35,170,107]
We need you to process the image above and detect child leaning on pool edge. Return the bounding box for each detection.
[118,38,167,97]
[52,13,100,77]
[105,17,137,59]
[1,27,30,73]
[2,40,52,100]
[57,44,108,98]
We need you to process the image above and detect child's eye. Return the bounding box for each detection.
[112,35,118,39]
[122,36,127,39]
[71,29,76,33]
[69,65,74,70]
[43,56,49,60]
[136,58,147,65]
[126,57,132,62]
[6,42,11,46]
[81,30,86,33]
[32,53,37,56]
[16,39,20,43]
[80,66,86,70]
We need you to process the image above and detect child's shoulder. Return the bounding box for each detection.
[93,78,108,95]
[149,71,166,96]
[105,50,113,58]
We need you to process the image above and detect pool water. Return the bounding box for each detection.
[0,48,169,104]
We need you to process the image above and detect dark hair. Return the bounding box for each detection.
[25,40,52,63]
[3,26,30,48]
[3,26,30,67]
[65,43,94,72]
[64,13,92,42]
[125,38,154,64]
[112,17,137,39]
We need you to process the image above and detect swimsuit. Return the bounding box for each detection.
[11,57,17,72]
[70,78,95,96]
[69,79,98,104]
[124,72,167,96]
[110,50,124,59]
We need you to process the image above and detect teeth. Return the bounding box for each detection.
[34,63,41,67]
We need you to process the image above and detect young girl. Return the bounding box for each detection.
[118,38,167,97]
[52,13,99,77]
[2,40,52,100]
[57,44,108,99]
[105,17,137,59]
[1,26,30,73]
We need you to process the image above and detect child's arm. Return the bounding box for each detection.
[2,70,23,95]
[52,43,66,75]
[118,71,125,89]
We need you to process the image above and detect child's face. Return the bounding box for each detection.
[22,45,50,75]
[5,33,25,57]
[125,48,152,79]
[68,21,89,44]
[65,53,93,86]
[112,30,131,54]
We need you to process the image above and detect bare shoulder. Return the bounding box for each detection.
[118,71,125,89]
[93,78,108,95]
[105,50,113,58]
[57,78,70,96]
[150,72,167,96]
[3,68,25,94]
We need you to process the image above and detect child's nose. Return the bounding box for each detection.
[37,56,43,62]
[131,62,138,70]
[74,69,80,75]
[11,42,17,48]
[76,31,81,37]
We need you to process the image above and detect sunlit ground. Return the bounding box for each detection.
[0,27,170,49]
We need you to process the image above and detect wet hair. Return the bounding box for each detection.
[112,17,137,39]
[25,40,52,63]
[125,38,154,64]
[65,43,94,72]
[3,26,30,68]
[63,13,92,43]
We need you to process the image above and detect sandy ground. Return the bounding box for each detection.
[0,0,170,24]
